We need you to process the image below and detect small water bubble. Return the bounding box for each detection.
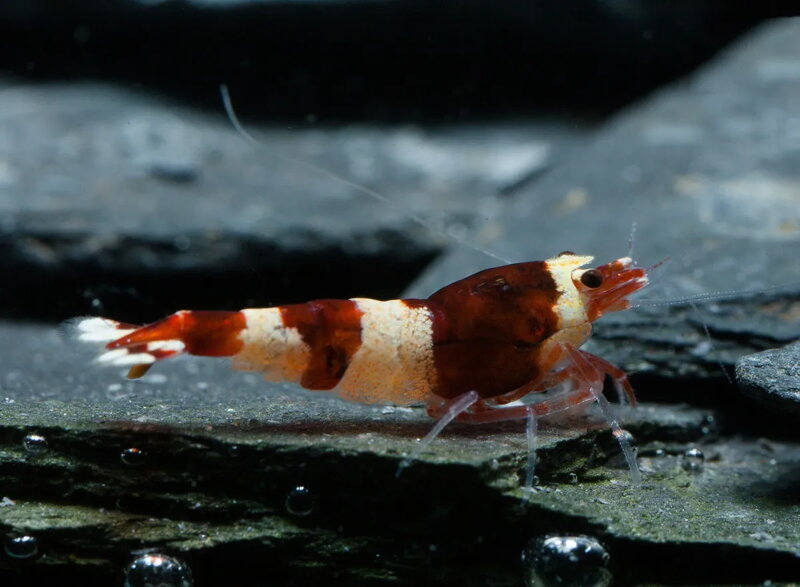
[173,235,192,251]
[4,535,38,559]
[285,485,315,516]
[121,447,148,466]
[23,433,48,455]
[124,553,193,587]
[522,535,611,587]
[682,447,705,472]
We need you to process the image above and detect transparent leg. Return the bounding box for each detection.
[396,390,480,477]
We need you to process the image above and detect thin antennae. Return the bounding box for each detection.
[645,256,669,274]
[632,281,800,308]
[627,221,637,259]
[220,83,260,146]
[689,300,734,386]
[219,84,512,265]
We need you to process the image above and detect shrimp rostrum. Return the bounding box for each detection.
[77,252,649,483]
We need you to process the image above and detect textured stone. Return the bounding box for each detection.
[3,321,800,584]
[737,342,800,415]
[0,81,582,322]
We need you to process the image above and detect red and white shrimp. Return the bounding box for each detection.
[76,251,649,485]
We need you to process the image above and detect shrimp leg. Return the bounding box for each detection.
[562,345,642,484]
[454,344,641,484]
[396,390,479,476]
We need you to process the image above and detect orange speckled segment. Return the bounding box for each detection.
[333,299,435,405]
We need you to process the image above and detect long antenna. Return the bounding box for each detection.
[219,84,512,265]
[632,282,800,308]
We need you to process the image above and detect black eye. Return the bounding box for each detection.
[557,250,575,257]
[580,269,603,288]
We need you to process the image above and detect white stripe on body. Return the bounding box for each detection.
[335,299,435,405]
[233,308,311,383]
[545,255,592,332]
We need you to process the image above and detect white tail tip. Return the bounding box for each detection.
[74,317,136,342]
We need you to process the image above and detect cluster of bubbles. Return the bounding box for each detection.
[522,535,612,587]
[124,553,193,587]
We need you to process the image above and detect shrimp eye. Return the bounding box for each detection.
[557,250,576,257]
[580,269,603,288]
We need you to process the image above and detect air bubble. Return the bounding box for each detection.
[124,553,193,587]
[4,535,38,559]
[173,235,192,251]
[23,433,48,455]
[121,447,148,466]
[285,485,315,516]
[682,448,705,472]
[522,535,611,587]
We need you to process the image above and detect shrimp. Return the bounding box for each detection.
[76,251,649,486]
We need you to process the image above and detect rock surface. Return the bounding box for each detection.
[0,80,583,322]
[3,321,800,585]
[737,342,800,415]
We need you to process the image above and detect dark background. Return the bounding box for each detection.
[2,0,797,122]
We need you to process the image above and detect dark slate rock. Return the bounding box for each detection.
[5,320,800,584]
[737,342,800,415]
[0,80,584,322]
[406,18,800,393]
[0,0,769,120]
